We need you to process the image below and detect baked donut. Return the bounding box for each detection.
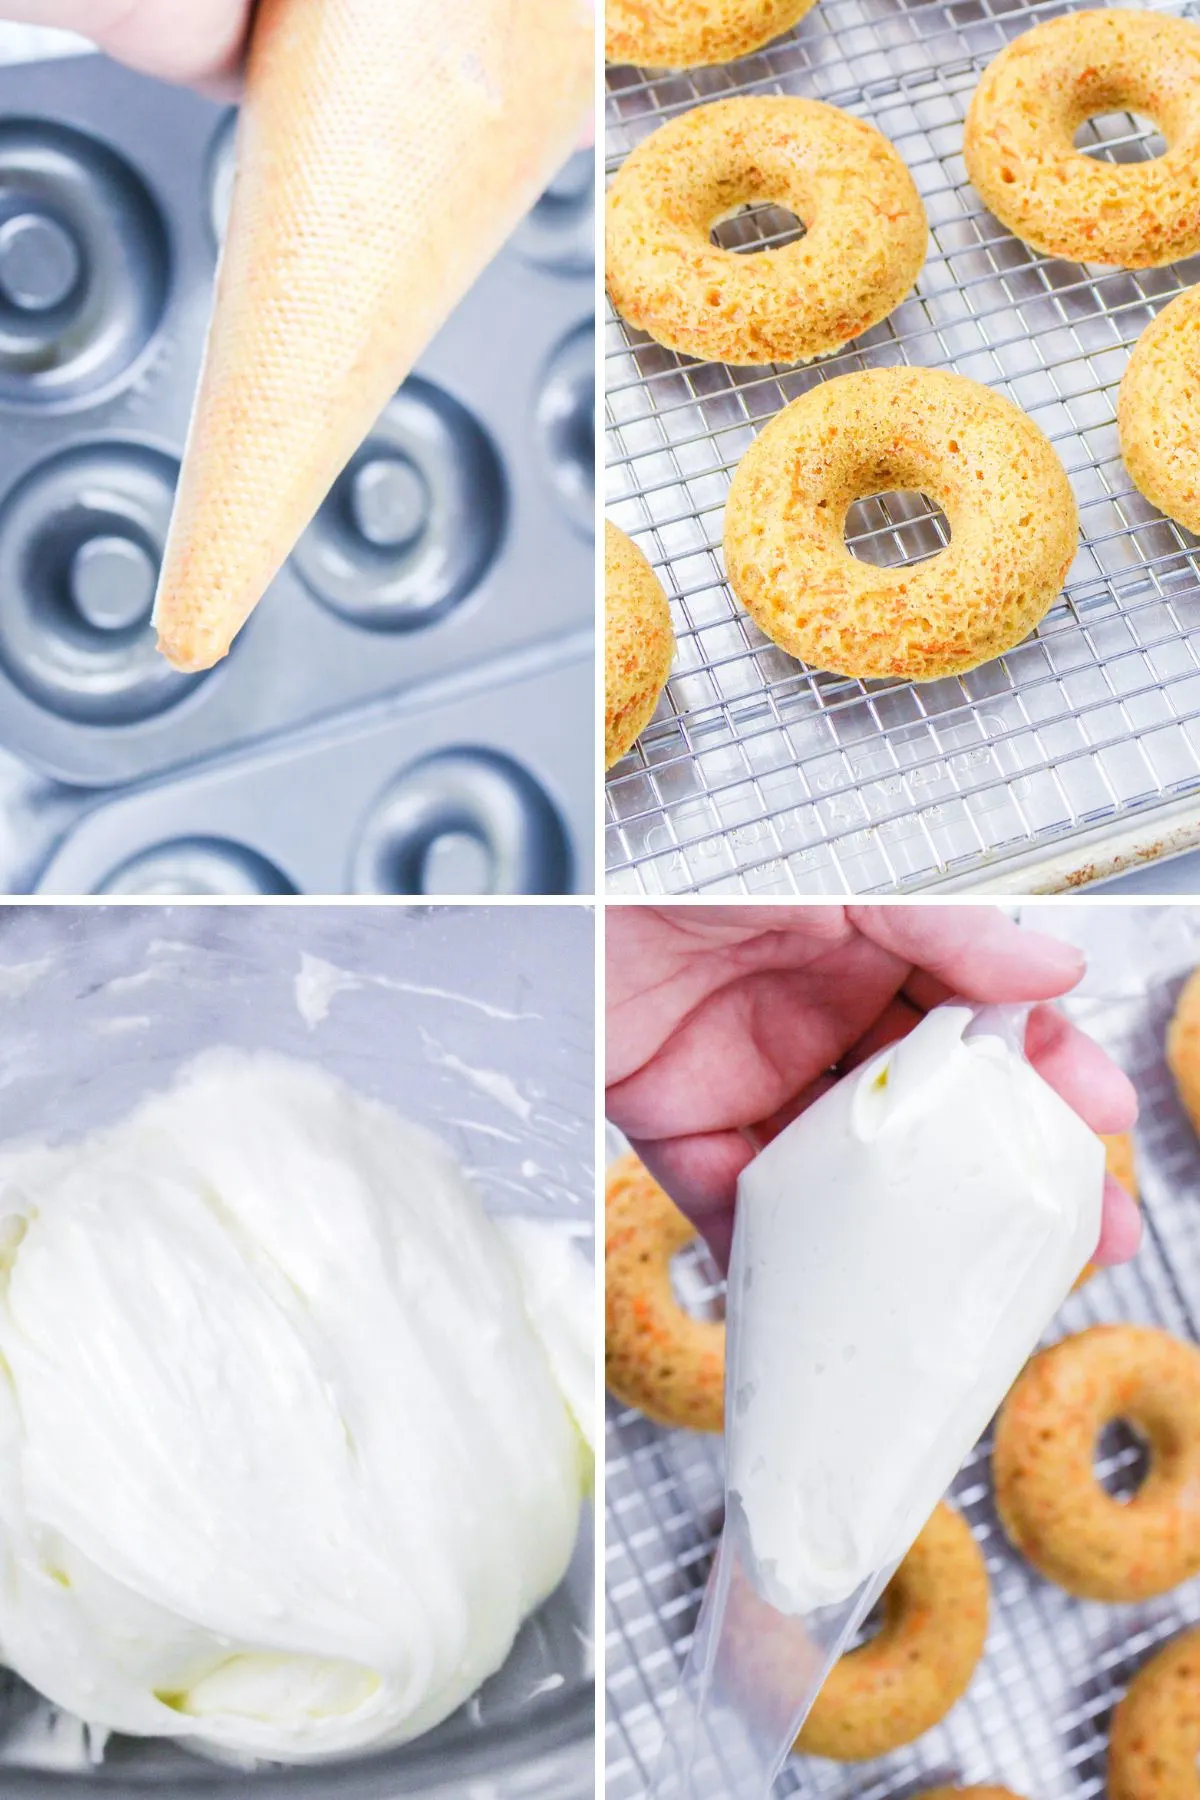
[918,1791,1026,1800]
[1119,286,1200,538]
[1168,967,1200,1136]
[605,96,927,366]
[795,1502,988,1760]
[606,0,817,69]
[723,366,1078,681]
[605,1153,724,1431]
[964,10,1200,269]
[1073,1133,1138,1290]
[1109,1627,1200,1800]
[993,1324,1200,1602]
[605,521,675,770]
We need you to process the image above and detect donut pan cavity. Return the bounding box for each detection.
[37,636,593,895]
[0,50,593,811]
[605,0,1200,895]
[606,904,1200,1799]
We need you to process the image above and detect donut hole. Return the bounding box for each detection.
[1073,110,1166,163]
[845,1595,887,1651]
[1094,1417,1151,1503]
[710,202,805,255]
[844,489,950,568]
[669,1240,726,1323]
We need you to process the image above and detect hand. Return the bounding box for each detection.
[0,1,250,89]
[607,905,1141,1269]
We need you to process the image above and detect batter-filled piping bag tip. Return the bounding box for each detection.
[153,0,594,673]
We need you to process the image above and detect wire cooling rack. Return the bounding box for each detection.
[604,905,1200,1797]
[604,0,1200,894]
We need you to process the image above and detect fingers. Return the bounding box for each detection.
[1024,1003,1139,1134]
[9,1,250,87]
[1093,1173,1143,1265]
[626,1130,750,1270]
[849,905,1086,1002]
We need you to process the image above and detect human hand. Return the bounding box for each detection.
[607,905,1140,1269]
[0,1,249,89]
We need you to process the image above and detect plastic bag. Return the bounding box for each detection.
[651,1001,1105,1799]
[154,0,593,672]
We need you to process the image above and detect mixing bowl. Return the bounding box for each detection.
[0,903,595,1798]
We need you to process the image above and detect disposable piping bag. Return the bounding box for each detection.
[153,0,593,673]
[649,1001,1105,1800]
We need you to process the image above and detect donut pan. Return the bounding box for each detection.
[605,903,1200,1799]
[605,0,1200,895]
[0,43,593,882]
[36,635,593,895]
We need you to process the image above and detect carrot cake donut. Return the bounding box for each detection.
[723,366,1078,681]
[605,96,927,366]
[919,1791,1026,1800]
[606,0,818,69]
[605,1152,724,1431]
[605,521,675,770]
[1120,288,1200,538]
[795,1503,988,1761]
[993,1324,1200,1602]
[964,10,1200,268]
[1109,1627,1200,1800]
[1168,966,1200,1135]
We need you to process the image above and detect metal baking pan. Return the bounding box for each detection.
[0,35,594,892]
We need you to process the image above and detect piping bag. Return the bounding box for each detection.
[153,0,593,673]
[650,1001,1107,1799]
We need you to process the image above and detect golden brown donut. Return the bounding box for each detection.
[606,0,817,69]
[1119,286,1200,538]
[964,10,1200,269]
[1073,1132,1138,1290]
[795,1503,988,1761]
[723,366,1078,681]
[1109,1627,1200,1800]
[918,1791,1026,1800]
[605,96,927,367]
[1167,967,1200,1136]
[605,1153,724,1431]
[605,521,674,770]
[993,1324,1200,1602]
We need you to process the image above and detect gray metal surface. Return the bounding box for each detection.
[36,635,592,894]
[605,905,1200,1798]
[0,44,593,893]
[604,0,1200,895]
[0,903,595,1797]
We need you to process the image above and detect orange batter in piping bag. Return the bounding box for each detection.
[153,0,594,673]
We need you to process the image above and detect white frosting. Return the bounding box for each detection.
[729,1005,1104,1616]
[0,1051,588,1762]
[497,1218,594,1457]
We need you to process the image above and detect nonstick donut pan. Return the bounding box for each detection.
[605,903,1200,1798]
[37,635,592,895]
[0,37,594,893]
[605,0,1200,895]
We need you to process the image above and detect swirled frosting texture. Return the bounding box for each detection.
[0,1051,586,1762]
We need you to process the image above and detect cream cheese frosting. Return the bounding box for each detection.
[728,1004,1105,1617]
[0,1050,589,1762]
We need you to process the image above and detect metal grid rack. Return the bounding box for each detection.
[604,0,1200,894]
[605,907,1200,1797]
